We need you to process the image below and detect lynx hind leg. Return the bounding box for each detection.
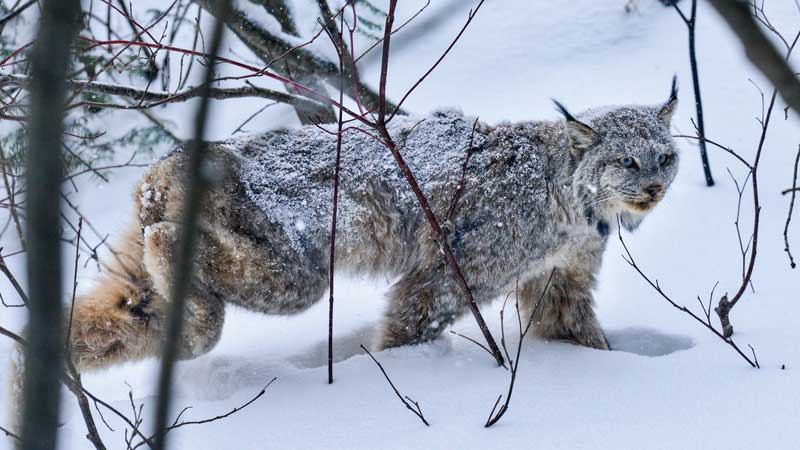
[379,268,463,349]
[142,221,226,359]
[64,224,167,371]
[68,278,164,370]
[521,268,609,350]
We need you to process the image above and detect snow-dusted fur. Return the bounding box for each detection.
[46,82,679,374]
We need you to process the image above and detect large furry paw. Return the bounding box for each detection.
[574,329,610,351]
[67,294,163,371]
[377,322,416,350]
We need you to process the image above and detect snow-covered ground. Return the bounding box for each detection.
[2,0,800,449]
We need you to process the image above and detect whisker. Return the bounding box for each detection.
[582,194,621,208]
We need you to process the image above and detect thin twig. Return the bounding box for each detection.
[783,144,799,268]
[448,330,498,362]
[360,345,430,426]
[0,0,37,28]
[671,0,714,185]
[708,0,800,115]
[326,2,348,385]
[0,324,25,345]
[63,359,109,450]
[65,217,82,356]
[0,424,21,442]
[353,0,431,64]
[0,144,25,249]
[673,134,752,170]
[0,251,29,306]
[0,327,112,449]
[485,271,555,427]
[716,89,775,334]
[136,379,276,449]
[617,216,758,368]
[151,2,232,450]
[387,0,486,124]
[372,0,503,366]
[711,9,800,333]
[446,117,480,224]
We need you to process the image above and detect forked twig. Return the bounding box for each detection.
[485,271,555,427]
[783,144,800,268]
[617,216,758,368]
[360,345,430,426]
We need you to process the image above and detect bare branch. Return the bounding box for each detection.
[0,424,21,442]
[138,379,276,449]
[63,359,109,450]
[371,0,503,366]
[617,216,759,368]
[0,251,29,306]
[195,0,338,123]
[0,0,37,28]
[323,3,350,385]
[446,117,480,225]
[388,0,486,123]
[360,345,430,426]
[485,272,554,427]
[671,0,714,185]
[0,324,25,345]
[448,330,498,362]
[0,74,326,111]
[151,2,232,450]
[0,143,25,250]
[708,0,800,115]
[673,134,753,170]
[784,144,800,268]
[65,217,82,357]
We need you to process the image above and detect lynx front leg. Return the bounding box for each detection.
[379,268,464,349]
[521,268,609,350]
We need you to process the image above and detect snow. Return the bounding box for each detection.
[226,109,488,252]
[2,0,800,449]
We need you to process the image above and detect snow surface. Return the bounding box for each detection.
[2,0,800,449]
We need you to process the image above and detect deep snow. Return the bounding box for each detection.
[2,0,800,449]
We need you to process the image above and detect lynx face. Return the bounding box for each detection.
[555,78,680,221]
[590,107,680,215]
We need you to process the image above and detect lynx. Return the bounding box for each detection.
[20,79,680,375]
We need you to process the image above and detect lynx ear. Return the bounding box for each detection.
[553,99,597,157]
[658,75,678,126]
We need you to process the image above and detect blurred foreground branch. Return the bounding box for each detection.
[18,0,82,449]
[708,0,800,115]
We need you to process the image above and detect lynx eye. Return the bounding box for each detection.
[619,156,637,169]
[658,153,674,166]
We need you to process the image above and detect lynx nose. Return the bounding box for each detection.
[643,183,664,199]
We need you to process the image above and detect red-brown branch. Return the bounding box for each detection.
[75,37,372,124]
[372,0,503,366]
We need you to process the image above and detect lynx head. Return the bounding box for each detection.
[554,77,679,230]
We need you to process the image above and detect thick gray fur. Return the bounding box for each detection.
[38,81,680,375]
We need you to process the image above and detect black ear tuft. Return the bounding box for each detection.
[552,99,579,123]
[658,75,679,125]
[553,99,597,156]
[668,74,678,104]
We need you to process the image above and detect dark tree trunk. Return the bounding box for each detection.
[19,0,82,449]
